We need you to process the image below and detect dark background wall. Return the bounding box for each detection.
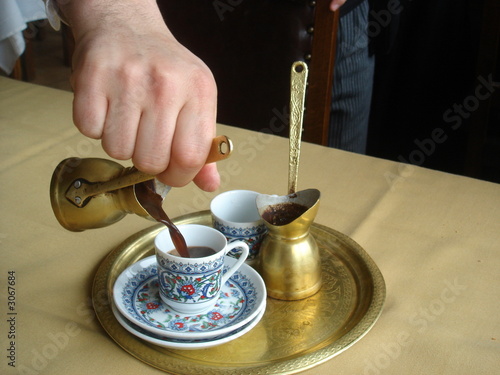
[367,0,499,183]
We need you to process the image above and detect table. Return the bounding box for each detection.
[1,76,499,374]
[0,0,47,75]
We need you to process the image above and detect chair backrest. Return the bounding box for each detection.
[304,0,339,145]
[158,0,339,145]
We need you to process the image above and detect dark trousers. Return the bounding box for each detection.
[329,0,374,154]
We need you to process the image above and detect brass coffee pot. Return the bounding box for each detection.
[256,61,322,300]
[256,189,322,300]
[50,136,232,231]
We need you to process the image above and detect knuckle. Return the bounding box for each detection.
[152,69,177,98]
[173,145,206,171]
[117,58,145,81]
[118,64,151,99]
[73,111,102,139]
[102,139,133,161]
[132,154,168,175]
[190,67,217,99]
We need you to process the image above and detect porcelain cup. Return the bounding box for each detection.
[210,190,267,262]
[155,224,249,314]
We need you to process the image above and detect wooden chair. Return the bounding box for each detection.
[304,0,339,145]
[10,28,36,81]
[158,0,339,145]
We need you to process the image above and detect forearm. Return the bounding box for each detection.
[51,0,169,39]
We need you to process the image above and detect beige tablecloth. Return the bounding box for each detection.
[1,77,499,374]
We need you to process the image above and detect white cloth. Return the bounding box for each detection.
[44,0,62,30]
[0,0,47,75]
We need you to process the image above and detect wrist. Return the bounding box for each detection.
[55,0,167,40]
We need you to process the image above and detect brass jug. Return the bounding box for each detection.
[50,157,153,231]
[50,136,232,231]
[256,188,322,300]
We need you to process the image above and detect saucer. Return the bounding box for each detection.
[112,302,266,350]
[113,255,266,340]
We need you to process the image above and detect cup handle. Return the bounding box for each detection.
[221,241,249,285]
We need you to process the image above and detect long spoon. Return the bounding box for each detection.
[288,61,308,195]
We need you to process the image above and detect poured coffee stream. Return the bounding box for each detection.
[134,181,191,258]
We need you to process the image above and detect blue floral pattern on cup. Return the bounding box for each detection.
[156,251,227,305]
[213,220,267,260]
[158,268,222,304]
[157,256,222,273]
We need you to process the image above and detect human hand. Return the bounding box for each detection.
[60,0,220,191]
[330,0,347,11]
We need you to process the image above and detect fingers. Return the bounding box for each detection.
[330,0,347,11]
[101,94,141,160]
[73,66,146,160]
[132,87,177,175]
[192,163,220,192]
[70,29,220,191]
[154,68,218,188]
[72,64,108,140]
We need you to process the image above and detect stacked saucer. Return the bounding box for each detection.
[112,255,267,350]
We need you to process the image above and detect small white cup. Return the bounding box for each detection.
[210,190,267,262]
[155,224,249,314]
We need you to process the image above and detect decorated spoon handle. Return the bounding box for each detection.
[288,61,308,195]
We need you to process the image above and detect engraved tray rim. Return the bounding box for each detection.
[92,210,386,375]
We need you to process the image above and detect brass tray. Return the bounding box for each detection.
[92,211,386,374]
